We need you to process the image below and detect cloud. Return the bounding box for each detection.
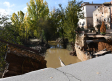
[3,1,15,8]
[23,6,27,11]
[22,6,27,13]
[0,8,8,15]
[0,2,15,16]
[0,8,14,16]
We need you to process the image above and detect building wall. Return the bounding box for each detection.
[86,5,100,17]
[78,18,87,28]
[87,17,93,28]
[78,6,87,28]
[93,5,110,30]
[78,3,101,29]
[111,1,112,28]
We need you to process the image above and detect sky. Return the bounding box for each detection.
[0,0,111,16]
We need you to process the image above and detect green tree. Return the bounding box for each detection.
[0,14,20,71]
[27,0,49,38]
[56,4,67,44]
[43,10,60,43]
[11,11,27,44]
[65,0,83,50]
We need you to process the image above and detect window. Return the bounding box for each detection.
[97,19,98,22]
[108,18,110,21]
[83,22,85,25]
[95,6,96,8]
[104,19,106,21]
[100,7,102,10]
[83,7,84,10]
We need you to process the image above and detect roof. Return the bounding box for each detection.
[103,2,111,4]
[81,2,102,6]
[84,4,102,5]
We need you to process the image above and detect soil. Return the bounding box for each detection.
[98,42,112,51]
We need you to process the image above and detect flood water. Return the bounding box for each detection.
[45,41,81,68]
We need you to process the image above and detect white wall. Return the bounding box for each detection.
[78,6,87,28]
[86,5,101,17]
[78,4,101,29]
[78,18,87,28]
[84,6,87,17]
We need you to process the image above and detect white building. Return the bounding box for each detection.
[78,2,101,29]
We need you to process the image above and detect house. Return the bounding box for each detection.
[78,2,102,29]
[93,2,111,31]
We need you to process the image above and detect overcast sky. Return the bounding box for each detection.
[0,0,111,16]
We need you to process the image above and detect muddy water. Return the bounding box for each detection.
[45,41,81,68]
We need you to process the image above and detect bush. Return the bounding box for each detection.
[100,21,106,33]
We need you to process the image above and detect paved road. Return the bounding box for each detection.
[1,54,112,81]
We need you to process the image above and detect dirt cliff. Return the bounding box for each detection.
[98,42,112,51]
[3,45,47,78]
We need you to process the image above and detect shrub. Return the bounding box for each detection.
[100,21,106,33]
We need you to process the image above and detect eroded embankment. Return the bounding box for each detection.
[75,34,112,61]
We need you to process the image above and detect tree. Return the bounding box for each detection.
[43,10,60,43]
[0,14,21,71]
[65,0,83,50]
[27,0,49,38]
[100,21,106,34]
[56,4,66,44]
[11,11,27,44]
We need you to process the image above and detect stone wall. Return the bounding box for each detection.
[75,44,90,61]
[75,34,90,61]
[75,34,85,48]
[93,5,110,29]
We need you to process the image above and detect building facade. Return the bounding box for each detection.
[78,2,101,29]
[93,2,111,30]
